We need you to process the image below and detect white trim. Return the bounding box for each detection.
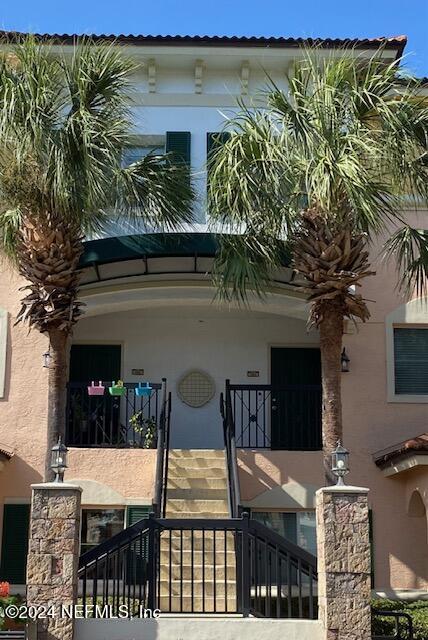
[386,299,428,403]
[381,454,428,477]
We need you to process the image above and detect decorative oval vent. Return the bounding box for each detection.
[177,370,215,408]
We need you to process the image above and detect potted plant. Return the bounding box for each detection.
[129,413,157,448]
[109,380,126,397]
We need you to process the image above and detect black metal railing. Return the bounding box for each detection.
[221,388,241,518]
[372,609,414,640]
[66,381,163,447]
[154,381,171,518]
[227,381,322,450]
[78,513,317,618]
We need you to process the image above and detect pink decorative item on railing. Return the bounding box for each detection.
[87,381,105,396]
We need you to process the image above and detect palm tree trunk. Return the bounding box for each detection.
[319,304,344,485]
[44,328,69,481]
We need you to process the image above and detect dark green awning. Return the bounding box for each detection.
[81,232,290,268]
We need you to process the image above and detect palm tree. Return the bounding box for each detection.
[208,49,428,482]
[0,37,193,479]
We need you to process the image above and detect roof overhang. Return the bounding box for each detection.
[0,31,407,58]
[373,433,428,476]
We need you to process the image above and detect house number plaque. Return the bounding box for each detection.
[247,371,260,377]
[132,369,145,376]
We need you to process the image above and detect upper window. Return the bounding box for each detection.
[122,144,164,167]
[394,328,428,395]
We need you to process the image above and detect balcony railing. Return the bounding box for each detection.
[66,381,163,447]
[226,381,322,450]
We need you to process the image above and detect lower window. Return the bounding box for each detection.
[81,508,125,554]
[252,510,317,555]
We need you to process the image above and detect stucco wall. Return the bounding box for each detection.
[73,306,318,449]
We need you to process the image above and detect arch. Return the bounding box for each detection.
[67,478,125,506]
[408,490,427,518]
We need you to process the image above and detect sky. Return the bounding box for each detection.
[0,0,427,76]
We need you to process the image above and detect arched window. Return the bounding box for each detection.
[408,490,427,518]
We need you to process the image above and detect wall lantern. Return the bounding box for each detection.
[51,437,68,483]
[331,441,350,486]
[341,347,350,373]
[42,350,52,369]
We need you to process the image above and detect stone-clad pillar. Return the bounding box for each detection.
[26,483,82,640]
[316,486,371,640]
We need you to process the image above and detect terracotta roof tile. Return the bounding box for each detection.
[374,433,428,468]
[0,31,407,58]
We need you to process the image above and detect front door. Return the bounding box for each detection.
[270,347,322,450]
[68,344,122,446]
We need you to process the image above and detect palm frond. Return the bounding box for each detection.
[384,225,428,297]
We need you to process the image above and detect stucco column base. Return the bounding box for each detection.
[316,485,371,640]
[26,482,82,640]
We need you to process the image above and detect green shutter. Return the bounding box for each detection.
[126,505,151,527]
[394,328,428,394]
[125,506,150,585]
[369,509,375,588]
[0,504,30,584]
[165,132,191,166]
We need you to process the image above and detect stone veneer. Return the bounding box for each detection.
[316,486,371,640]
[26,483,82,640]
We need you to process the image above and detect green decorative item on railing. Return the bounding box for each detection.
[129,412,157,448]
[108,380,126,396]
[135,382,152,397]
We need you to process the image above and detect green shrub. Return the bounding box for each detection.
[372,598,428,640]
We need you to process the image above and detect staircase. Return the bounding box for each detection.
[160,449,236,612]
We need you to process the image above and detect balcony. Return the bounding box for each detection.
[66,381,164,448]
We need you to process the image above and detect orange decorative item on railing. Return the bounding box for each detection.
[0,581,10,597]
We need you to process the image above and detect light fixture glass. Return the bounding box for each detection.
[51,437,68,483]
[331,441,350,486]
[341,347,350,373]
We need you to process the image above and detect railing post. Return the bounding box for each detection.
[241,511,251,617]
[147,512,157,610]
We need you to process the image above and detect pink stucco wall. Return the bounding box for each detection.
[1,213,428,591]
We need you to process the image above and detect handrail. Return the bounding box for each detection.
[154,379,170,517]
[78,513,318,618]
[222,380,241,518]
[372,608,414,640]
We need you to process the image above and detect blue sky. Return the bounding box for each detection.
[1,0,428,76]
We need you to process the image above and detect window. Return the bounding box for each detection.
[252,510,317,556]
[81,508,125,554]
[394,328,428,395]
[122,144,164,167]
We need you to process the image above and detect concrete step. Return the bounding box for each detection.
[167,477,228,491]
[158,594,237,613]
[166,500,229,514]
[169,449,226,459]
[168,466,226,480]
[160,549,236,565]
[168,458,227,471]
[159,579,236,598]
[166,488,228,501]
[160,533,236,553]
[164,510,230,519]
[160,563,236,581]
